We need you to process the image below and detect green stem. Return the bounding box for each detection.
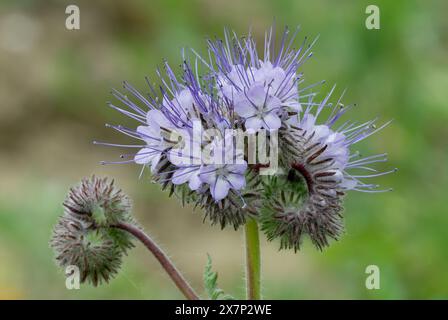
[113,222,200,300]
[244,218,261,300]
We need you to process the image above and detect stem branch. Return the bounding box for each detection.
[113,222,200,300]
[244,218,261,300]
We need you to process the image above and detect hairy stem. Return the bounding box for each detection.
[113,222,200,300]
[244,218,261,300]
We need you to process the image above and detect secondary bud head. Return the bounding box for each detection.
[50,176,136,285]
[63,175,132,228]
[50,216,123,286]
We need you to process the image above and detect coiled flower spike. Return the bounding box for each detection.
[260,88,396,251]
[51,215,123,286]
[50,176,200,299]
[50,176,135,285]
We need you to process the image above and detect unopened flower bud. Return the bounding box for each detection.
[50,176,136,285]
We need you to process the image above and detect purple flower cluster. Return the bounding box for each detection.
[96,26,394,246]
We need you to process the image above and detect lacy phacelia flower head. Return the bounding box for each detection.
[50,176,135,285]
[96,60,259,228]
[97,26,394,249]
[203,28,309,123]
[261,88,396,251]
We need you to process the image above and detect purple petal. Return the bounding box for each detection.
[150,153,162,172]
[147,109,172,129]
[210,176,230,201]
[199,165,218,184]
[254,62,286,89]
[172,167,195,185]
[247,84,267,106]
[176,89,194,112]
[188,173,202,190]
[266,95,282,112]
[134,148,156,164]
[245,117,264,131]
[263,112,281,130]
[234,95,256,118]
[137,125,160,142]
[227,162,247,174]
[226,173,246,190]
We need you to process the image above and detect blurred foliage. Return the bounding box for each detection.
[0,0,447,299]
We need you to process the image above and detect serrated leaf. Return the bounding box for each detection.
[203,254,234,300]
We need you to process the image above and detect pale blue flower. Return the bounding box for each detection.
[234,84,282,131]
[199,162,247,201]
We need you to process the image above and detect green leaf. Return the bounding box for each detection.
[203,254,234,300]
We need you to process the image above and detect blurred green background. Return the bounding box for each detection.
[0,0,447,299]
